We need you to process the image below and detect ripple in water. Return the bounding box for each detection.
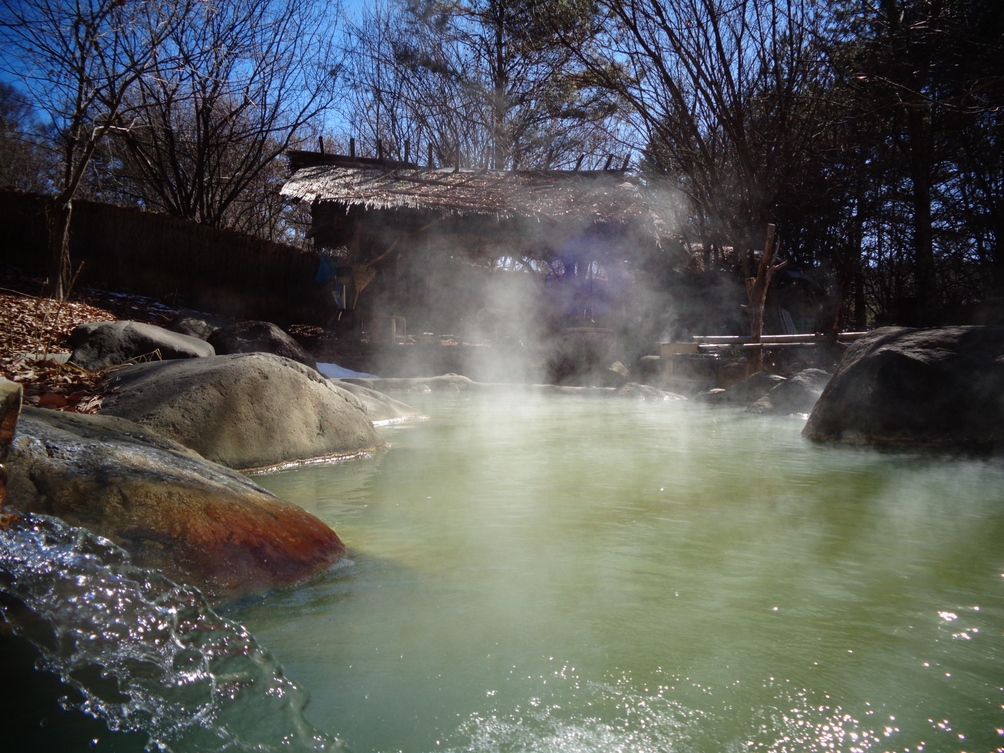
[0,513,345,752]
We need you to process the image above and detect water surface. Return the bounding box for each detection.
[247,393,1004,753]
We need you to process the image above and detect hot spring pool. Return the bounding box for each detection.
[235,392,1004,753]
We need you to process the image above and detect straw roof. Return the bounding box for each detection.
[281,155,654,227]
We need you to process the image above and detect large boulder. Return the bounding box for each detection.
[803,326,1004,449]
[209,320,317,370]
[69,320,215,371]
[747,368,831,415]
[5,407,345,600]
[98,353,385,470]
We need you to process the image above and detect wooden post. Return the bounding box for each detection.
[377,139,383,160]
[428,143,433,168]
[745,224,787,376]
[350,137,356,159]
[404,140,410,165]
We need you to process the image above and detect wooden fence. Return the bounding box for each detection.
[0,189,327,325]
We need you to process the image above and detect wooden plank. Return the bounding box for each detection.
[689,332,867,343]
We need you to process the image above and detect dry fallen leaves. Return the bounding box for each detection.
[0,274,177,413]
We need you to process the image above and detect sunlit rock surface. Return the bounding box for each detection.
[98,353,384,470]
[6,407,346,600]
[69,320,215,371]
[804,326,1004,449]
[747,368,831,415]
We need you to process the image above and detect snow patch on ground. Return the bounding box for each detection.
[317,362,377,379]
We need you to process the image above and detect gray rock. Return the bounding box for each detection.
[341,374,477,393]
[168,309,234,341]
[695,387,727,404]
[209,320,317,370]
[98,353,385,470]
[69,320,215,371]
[803,326,1004,449]
[613,382,687,400]
[747,368,831,415]
[332,380,425,422]
[6,407,345,600]
[720,371,786,405]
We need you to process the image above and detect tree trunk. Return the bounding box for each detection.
[45,198,73,300]
[491,4,507,171]
[910,151,936,324]
[854,271,867,330]
[902,61,936,324]
[746,224,786,376]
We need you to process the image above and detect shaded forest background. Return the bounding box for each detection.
[0,0,1002,329]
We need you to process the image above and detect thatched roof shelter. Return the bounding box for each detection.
[280,152,674,341]
[281,151,664,263]
[283,154,652,224]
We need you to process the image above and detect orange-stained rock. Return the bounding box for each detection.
[0,376,22,526]
[6,407,345,601]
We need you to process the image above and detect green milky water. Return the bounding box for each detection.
[245,393,1004,753]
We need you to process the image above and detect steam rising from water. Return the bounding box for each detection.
[368,181,691,383]
[0,513,342,752]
